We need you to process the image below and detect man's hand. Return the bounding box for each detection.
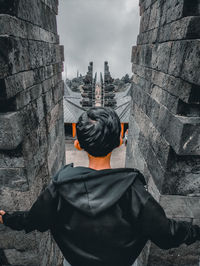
[0,210,5,224]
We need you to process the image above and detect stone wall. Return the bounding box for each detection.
[0,1,65,265]
[127,0,200,265]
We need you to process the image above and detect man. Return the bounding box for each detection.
[1,107,200,266]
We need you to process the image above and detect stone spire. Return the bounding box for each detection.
[80,62,96,108]
[103,61,116,108]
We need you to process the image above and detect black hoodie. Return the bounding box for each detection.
[3,164,200,266]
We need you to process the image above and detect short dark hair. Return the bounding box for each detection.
[76,107,121,157]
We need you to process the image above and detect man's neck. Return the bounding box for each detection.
[88,153,112,170]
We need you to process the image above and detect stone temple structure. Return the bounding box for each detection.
[126,0,200,265]
[101,61,117,108]
[64,62,130,139]
[80,61,116,109]
[80,62,96,109]
[0,0,64,265]
[0,0,200,265]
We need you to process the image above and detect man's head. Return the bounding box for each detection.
[75,107,121,157]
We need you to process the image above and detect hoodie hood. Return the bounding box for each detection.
[53,164,146,216]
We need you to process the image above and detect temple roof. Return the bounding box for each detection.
[63,84,85,123]
[63,83,132,124]
[114,84,132,123]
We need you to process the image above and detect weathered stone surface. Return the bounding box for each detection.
[133,75,179,113]
[22,123,48,182]
[0,63,62,100]
[130,104,168,190]
[0,112,23,150]
[169,40,200,85]
[4,249,39,266]
[152,42,172,73]
[132,99,170,165]
[0,0,57,33]
[160,195,200,219]
[138,16,200,44]
[132,84,200,155]
[41,0,59,14]
[0,168,28,191]
[1,70,35,99]
[137,28,158,45]
[47,100,63,132]
[130,0,200,264]
[136,242,151,266]
[0,144,24,168]
[0,14,27,38]
[0,36,63,78]
[162,151,200,196]
[0,1,64,264]
[0,229,37,250]
[126,108,161,201]
[161,72,194,103]
[132,42,173,72]
[132,63,197,104]
[148,1,161,30]
[180,40,200,85]
[139,0,156,12]
[148,241,200,266]
[139,7,151,33]
[0,37,30,77]
[160,0,185,25]
[48,131,65,176]
[53,80,64,104]
[159,16,200,42]
[36,231,63,266]
[139,0,152,13]
[0,37,13,79]
[0,14,59,44]
[158,110,200,155]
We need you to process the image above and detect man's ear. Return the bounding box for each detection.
[119,137,123,146]
[74,139,82,151]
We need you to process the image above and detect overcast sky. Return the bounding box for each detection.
[57,0,140,80]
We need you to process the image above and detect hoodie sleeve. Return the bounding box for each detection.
[139,196,200,249]
[3,182,58,233]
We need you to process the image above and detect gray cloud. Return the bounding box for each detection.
[57,0,140,79]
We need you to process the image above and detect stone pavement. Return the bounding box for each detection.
[65,139,126,168]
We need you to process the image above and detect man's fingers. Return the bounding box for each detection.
[0,210,5,215]
[0,211,5,224]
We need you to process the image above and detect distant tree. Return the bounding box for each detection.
[66,76,85,92]
[113,74,131,92]
[121,74,130,84]
[66,78,72,87]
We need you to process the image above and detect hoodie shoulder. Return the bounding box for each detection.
[51,165,148,217]
[128,171,152,220]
